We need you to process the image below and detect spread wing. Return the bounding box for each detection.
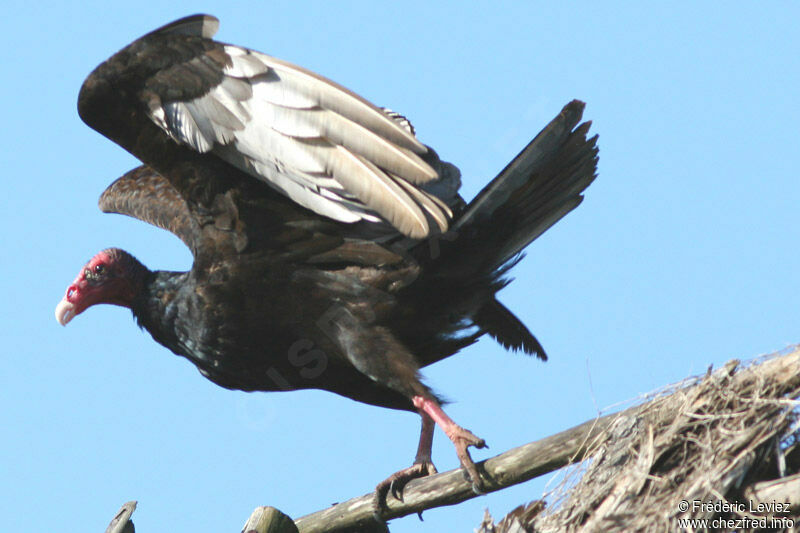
[99,165,200,254]
[139,15,451,239]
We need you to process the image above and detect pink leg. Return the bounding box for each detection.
[413,395,486,490]
[413,411,436,465]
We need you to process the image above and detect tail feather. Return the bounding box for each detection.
[491,121,598,265]
[453,100,598,270]
[475,298,547,360]
[409,100,598,361]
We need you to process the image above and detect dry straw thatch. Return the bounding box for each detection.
[480,346,800,533]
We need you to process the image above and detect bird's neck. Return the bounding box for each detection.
[131,270,191,350]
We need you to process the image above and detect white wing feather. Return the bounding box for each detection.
[151,44,451,238]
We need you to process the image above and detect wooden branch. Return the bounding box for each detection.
[105,501,136,533]
[102,351,800,533]
[294,401,650,533]
[99,408,638,533]
[242,507,299,533]
[296,354,800,531]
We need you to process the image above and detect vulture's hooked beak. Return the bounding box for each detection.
[55,298,77,326]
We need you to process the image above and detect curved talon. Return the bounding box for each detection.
[373,460,439,518]
[390,479,402,501]
[471,480,486,495]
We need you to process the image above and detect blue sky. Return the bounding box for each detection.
[2,2,799,532]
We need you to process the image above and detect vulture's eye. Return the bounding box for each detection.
[94,264,105,275]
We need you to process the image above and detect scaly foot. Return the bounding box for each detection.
[412,395,488,492]
[447,424,487,492]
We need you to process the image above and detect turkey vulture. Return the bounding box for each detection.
[56,14,598,513]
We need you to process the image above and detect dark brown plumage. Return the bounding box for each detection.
[56,14,598,511]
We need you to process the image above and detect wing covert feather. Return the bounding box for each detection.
[99,166,200,252]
